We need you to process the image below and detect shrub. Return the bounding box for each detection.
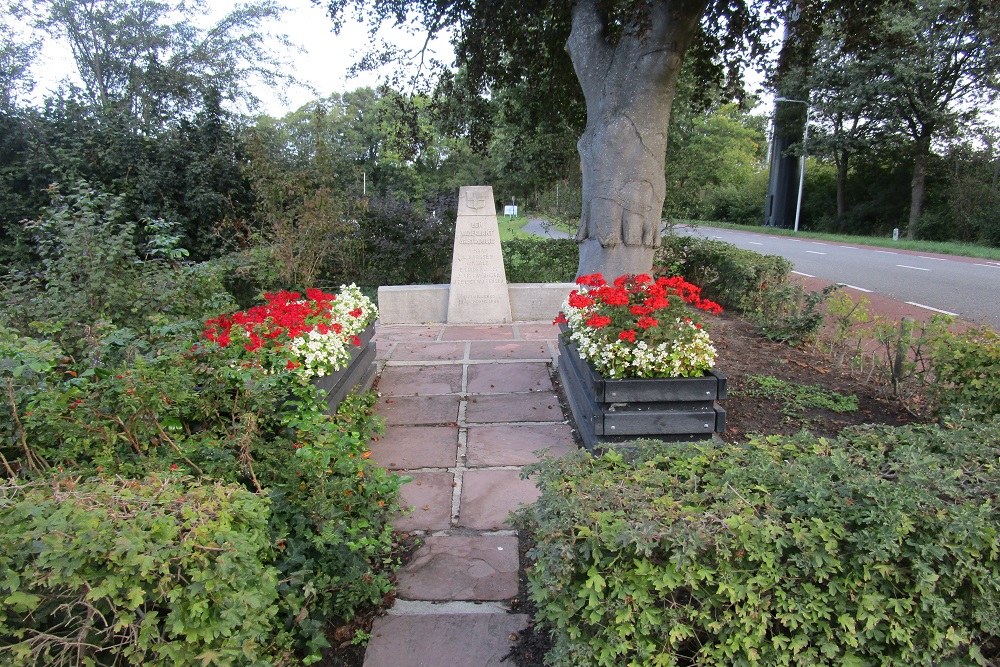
[523,421,1000,666]
[0,475,281,666]
[7,317,400,660]
[502,237,578,283]
[754,283,839,346]
[655,235,792,313]
[929,326,1000,419]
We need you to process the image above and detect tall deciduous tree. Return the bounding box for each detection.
[324,0,770,277]
[34,0,295,128]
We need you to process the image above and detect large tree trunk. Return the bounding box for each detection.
[569,0,707,279]
[907,132,932,240]
[835,151,849,228]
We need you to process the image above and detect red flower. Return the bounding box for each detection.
[630,304,652,316]
[585,314,612,329]
[351,335,362,346]
[634,273,653,285]
[553,312,568,325]
[286,360,300,370]
[598,287,630,307]
[576,273,607,287]
[349,307,363,318]
[567,291,594,308]
[636,316,659,330]
[644,295,670,311]
[618,329,637,343]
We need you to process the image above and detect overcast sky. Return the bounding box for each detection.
[27,0,452,117]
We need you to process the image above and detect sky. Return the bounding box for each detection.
[27,0,453,117]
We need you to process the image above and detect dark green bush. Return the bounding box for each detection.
[655,235,792,312]
[0,475,281,666]
[523,421,1000,666]
[502,237,578,283]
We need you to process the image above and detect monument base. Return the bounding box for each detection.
[377,283,575,324]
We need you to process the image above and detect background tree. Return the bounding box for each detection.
[324,0,772,277]
[851,0,999,239]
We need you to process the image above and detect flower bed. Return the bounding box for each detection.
[555,273,726,449]
[202,284,378,411]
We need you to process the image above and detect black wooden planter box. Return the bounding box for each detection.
[557,332,727,451]
[313,323,377,414]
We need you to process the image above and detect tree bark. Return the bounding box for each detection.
[569,0,707,278]
[907,132,932,240]
[835,151,849,227]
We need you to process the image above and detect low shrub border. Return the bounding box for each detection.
[1,476,281,666]
[521,419,1000,666]
[655,235,792,313]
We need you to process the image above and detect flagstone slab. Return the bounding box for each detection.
[374,325,443,344]
[470,340,553,360]
[466,423,576,467]
[459,469,540,529]
[395,535,519,601]
[395,472,455,531]
[390,342,467,362]
[440,325,515,341]
[379,395,460,426]
[517,322,562,340]
[467,362,553,394]
[377,365,464,396]
[364,613,529,667]
[372,426,458,470]
[465,393,564,423]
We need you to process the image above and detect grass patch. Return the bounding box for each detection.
[677,220,1000,262]
[498,215,529,241]
[741,374,859,418]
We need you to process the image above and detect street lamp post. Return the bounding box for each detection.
[774,96,809,233]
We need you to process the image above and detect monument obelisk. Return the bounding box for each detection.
[447,186,512,324]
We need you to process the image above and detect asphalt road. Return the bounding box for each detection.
[675,225,1000,329]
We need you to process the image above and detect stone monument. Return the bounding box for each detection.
[447,186,512,324]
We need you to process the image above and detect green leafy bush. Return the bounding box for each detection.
[523,421,1000,666]
[1,475,281,666]
[655,235,792,313]
[9,344,401,660]
[929,326,1000,419]
[754,283,839,345]
[502,237,578,283]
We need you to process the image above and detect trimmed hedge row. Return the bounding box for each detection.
[655,235,793,313]
[1,476,281,666]
[523,420,1000,666]
[502,237,578,283]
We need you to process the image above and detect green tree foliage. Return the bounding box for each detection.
[810,0,1000,239]
[665,103,767,222]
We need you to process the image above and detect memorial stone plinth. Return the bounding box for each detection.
[447,185,512,324]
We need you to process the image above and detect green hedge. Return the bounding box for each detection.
[655,235,792,312]
[1,476,281,666]
[523,421,1000,666]
[502,237,578,283]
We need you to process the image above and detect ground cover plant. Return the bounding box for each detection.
[521,420,1000,666]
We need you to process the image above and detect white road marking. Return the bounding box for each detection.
[916,256,946,261]
[974,263,1000,268]
[906,302,958,316]
[712,235,723,239]
[805,250,827,255]
[748,241,763,245]
[896,264,930,271]
[838,245,856,249]
[837,284,873,293]
[875,250,898,255]
[791,271,815,277]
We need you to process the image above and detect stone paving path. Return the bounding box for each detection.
[363,321,575,666]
